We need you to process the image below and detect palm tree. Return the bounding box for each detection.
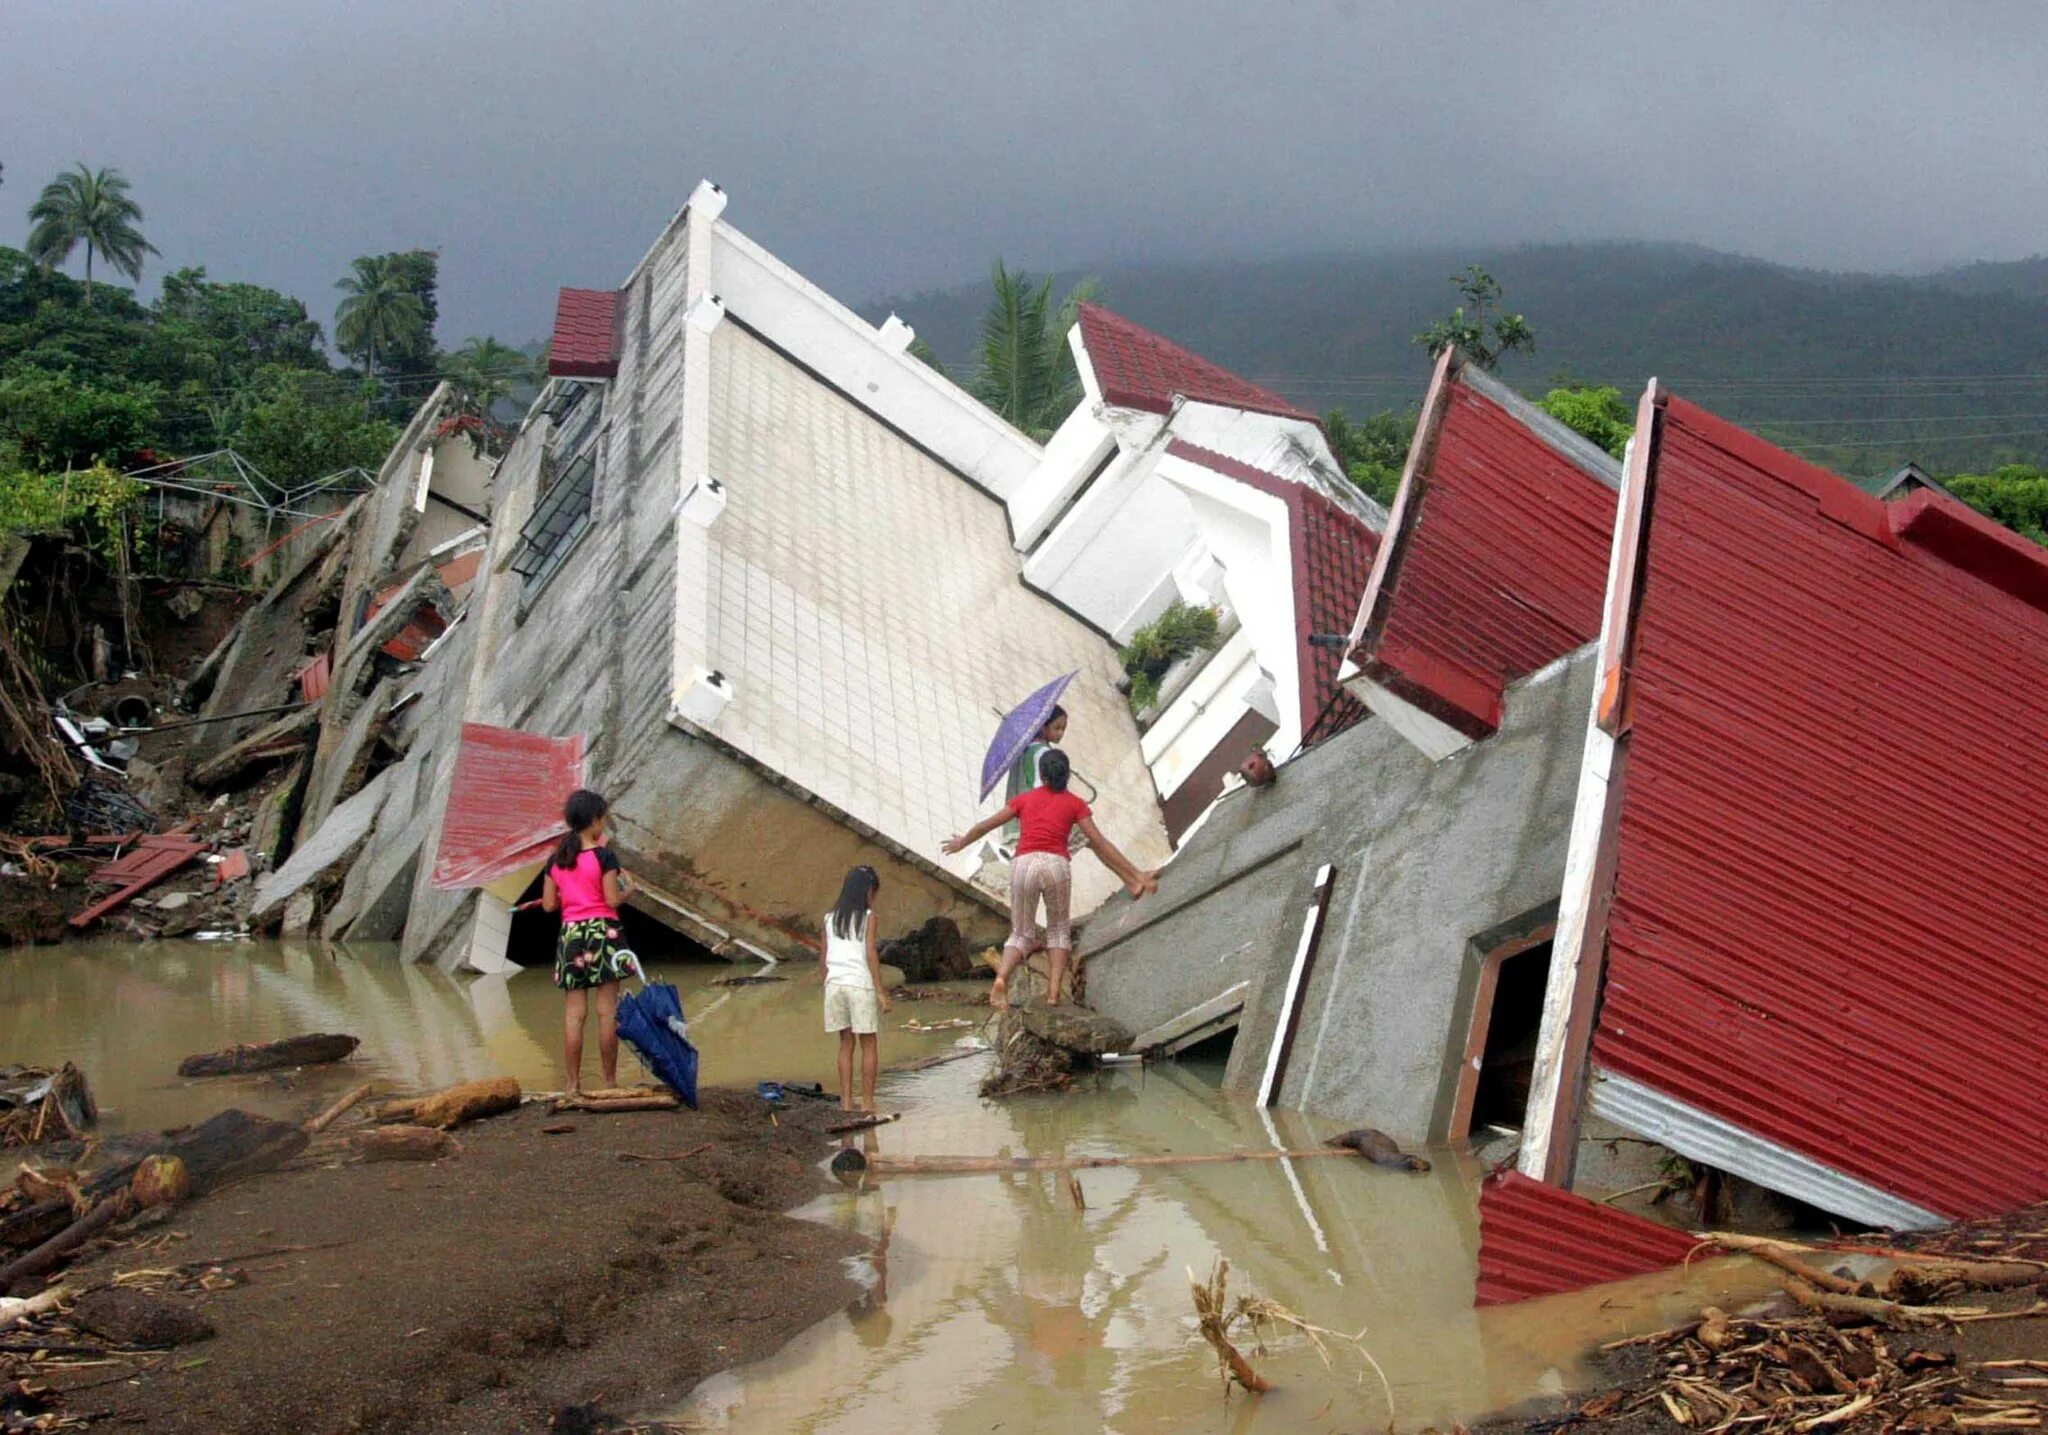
[970,260,1097,440]
[25,164,159,306]
[333,255,427,374]
[445,335,540,419]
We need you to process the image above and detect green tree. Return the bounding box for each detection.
[1944,465,2048,545]
[970,260,1097,440]
[377,248,442,375]
[444,335,539,420]
[1324,407,1415,505]
[1414,265,1534,370]
[0,370,158,470]
[334,254,427,374]
[157,267,327,379]
[24,164,159,307]
[1536,385,1634,459]
[231,367,398,486]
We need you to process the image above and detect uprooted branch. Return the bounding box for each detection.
[1185,1257,1394,1421]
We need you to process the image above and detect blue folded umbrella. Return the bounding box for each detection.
[616,977,698,1110]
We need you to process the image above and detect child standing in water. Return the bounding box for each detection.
[541,789,638,1095]
[944,749,1157,1008]
[821,864,891,1111]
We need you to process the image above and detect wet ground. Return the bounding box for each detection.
[3,941,1781,1433]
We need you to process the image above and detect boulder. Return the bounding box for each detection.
[878,916,973,982]
[1017,1003,1133,1058]
[71,1288,215,1348]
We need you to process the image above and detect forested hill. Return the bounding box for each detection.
[870,242,2048,480]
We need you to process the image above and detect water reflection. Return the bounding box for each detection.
[678,1062,1775,1434]
[0,940,987,1133]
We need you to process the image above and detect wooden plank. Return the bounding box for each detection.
[1133,981,1250,1055]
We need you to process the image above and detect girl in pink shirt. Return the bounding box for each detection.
[541,789,637,1094]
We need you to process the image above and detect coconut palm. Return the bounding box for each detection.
[25,164,159,306]
[970,260,1097,440]
[445,335,540,419]
[333,255,428,374]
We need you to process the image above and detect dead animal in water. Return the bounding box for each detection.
[1324,1128,1430,1171]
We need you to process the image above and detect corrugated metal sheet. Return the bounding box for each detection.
[1349,373,1618,739]
[1476,1169,1702,1305]
[297,650,332,704]
[547,288,621,379]
[1589,394,2048,1222]
[429,723,587,890]
[71,835,209,927]
[1078,304,1317,422]
[1166,441,1380,739]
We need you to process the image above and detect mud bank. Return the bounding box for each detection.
[44,1093,866,1434]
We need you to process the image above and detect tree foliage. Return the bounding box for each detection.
[444,335,540,421]
[334,254,429,374]
[0,370,159,470]
[1944,465,2048,545]
[1323,407,1415,505]
[1414,265,1534,370]
[1536,385,1634,459]
[1121,601,1222,713]
[970,260,1097,440]
[227,368,398,487]
[25,164,159,306]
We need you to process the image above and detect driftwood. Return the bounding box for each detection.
[1714,1233,1866,1296]
[1784,1278,1964,1330]
[304,1082,373,1135]
[178,1033,358,1077]
[0,1196,129,1292]
[831,1145,1366,1179]
[825,1112,900,1135]
[357,1125,457,1163]
[82,1109,308,1204]
[0,1199,74,1251]
[412,1077,519,1130]
[0,1284,71,1335]
[552,1092,680,1114]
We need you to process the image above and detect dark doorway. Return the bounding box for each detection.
[1469,940,1553,1133]
[503,871,722,969]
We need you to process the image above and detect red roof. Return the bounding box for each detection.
[430,723,587,890]
[1077,304,1317,423]
[1167,442,1378,741]
[1476,1170,1704,1305]
[1348,363,1618,740]
[547,288,621,380]
[1587,393,2048,1221]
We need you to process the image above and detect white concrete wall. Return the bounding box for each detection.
[1141,627,1268,803]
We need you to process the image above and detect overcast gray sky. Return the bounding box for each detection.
[4,1,2043,350]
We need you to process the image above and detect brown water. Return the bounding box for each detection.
[3,940,1775,1432]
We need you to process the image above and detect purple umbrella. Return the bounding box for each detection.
[979,672,1078,800]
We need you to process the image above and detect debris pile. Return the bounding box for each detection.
[0,1066,95,1149]
[981,1001,1134,1098]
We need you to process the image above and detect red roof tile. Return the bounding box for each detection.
[1587,393,2048,1221]
[1077,304,1317,423]
[547,288,621,380]
[1348,366,1618,740]
[1167,442,1378,742]
[430,723,587,890]
[1476,1170,1704,1305]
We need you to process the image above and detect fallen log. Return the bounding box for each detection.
[830,1145,1367,1180]
[304,1082,373,1135]
[825,1113,900,1135]
[178,1033,359,1078]
[412,1077,519,1130]
[1713,1233,1865,1295]
[551,1093,680,1114]
[82,1110,308,1203]
[0,1284,71,1335]
[1888,1260,2047,1303]
[1784,1278,1965,1330]
[0,1199,73,1251]
[0,1196,129,1293]
[358,1125,457,1162]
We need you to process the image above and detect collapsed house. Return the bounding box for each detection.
[1018,306,1385,837]
[240,182,1183,969]
[1086,351,1622,1143]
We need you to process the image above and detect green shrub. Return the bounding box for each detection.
[1121,601,1221,712]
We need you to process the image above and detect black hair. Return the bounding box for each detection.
[1042,704,1067,733]
[830,865,881,941]
[1038,747,1071,793]
[552,789,610,869]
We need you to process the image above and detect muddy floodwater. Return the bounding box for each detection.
[4,941,1776,1432]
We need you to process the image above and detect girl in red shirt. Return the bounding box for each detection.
[944,749,1157,1008]
[540,789,638,1095]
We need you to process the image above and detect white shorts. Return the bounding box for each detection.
[824,981,881,1035]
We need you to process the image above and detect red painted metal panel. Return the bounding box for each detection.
[1166,442,1379,742]
[1476,1170,1702,1305]
[1078,304,1317,423]
[429,723,587,890]
[547,288,621,379]
[71,836,208,927]
[297,650,332,704]
[1590,395,2048,1221]
[1353,381,1615,738]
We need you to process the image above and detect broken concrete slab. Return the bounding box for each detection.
[191,702,319,790]
[249,767,393,931]
[301,673,396,837]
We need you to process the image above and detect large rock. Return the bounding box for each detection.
[878,916,972,982]
[72,1288,215,1348]
[1017,1003,1133,1058]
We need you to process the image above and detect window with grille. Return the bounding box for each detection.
[511,383,604,602]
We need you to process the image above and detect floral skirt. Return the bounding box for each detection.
[555,917,637,991]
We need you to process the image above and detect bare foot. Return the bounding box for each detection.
[990,975,1009,1010]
